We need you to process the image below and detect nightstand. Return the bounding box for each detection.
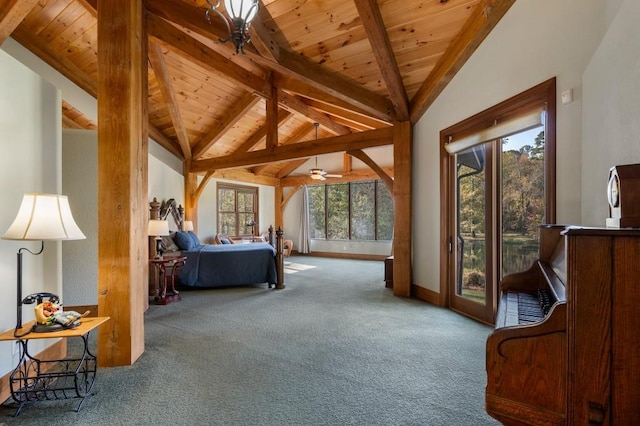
[149,256,186,305]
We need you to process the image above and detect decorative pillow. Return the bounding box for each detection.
[161,235,180,253]
[220,238,230,244]
[173,231,195,251]
[188,231,200,246]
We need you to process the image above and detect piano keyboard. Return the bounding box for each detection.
[504,289,556,325]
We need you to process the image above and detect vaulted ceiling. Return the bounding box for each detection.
[0,0,514,186]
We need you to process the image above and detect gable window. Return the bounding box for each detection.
[308,180,393,241]
[217,183,258,237]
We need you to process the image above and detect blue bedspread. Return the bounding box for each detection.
[178,242,277,287]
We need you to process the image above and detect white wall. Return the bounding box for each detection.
[196,179,275,244]
[0,49,63,374]
[582,0,640,226]
[62,129,98,306]
[412,0,607,292]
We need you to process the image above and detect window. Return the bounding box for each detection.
[217,183,258,237]
[440,77,556,324]
[308,180,393,241]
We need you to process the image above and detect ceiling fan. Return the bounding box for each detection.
[309,123,342,181]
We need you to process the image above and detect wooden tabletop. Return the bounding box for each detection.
[0,316,110,341]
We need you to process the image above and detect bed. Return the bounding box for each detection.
[149,197,285,289]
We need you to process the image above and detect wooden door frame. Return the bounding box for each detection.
[439,78,557,324]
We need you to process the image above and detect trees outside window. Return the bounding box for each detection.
[217,183,258,237]
[309,180,393,241]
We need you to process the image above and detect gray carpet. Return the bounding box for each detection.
[1,256,499,425]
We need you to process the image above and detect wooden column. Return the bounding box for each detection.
[184,163,198,229]
[393,121,412,297]
[97,0,147,366]
[275,181,284,229]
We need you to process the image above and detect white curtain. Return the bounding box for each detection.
[298,185,311,254]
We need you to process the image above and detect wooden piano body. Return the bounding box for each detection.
[486,225,640,425]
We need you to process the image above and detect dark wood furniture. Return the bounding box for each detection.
[149,256,186,305]
[384,256,393,288]
[0,317,110,416]
[486,225,640,425]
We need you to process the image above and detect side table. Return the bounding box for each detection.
[0,316,110,416]
[149,256,186,305]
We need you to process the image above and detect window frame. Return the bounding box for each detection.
[216,182,259,238]
[308,180,393,242]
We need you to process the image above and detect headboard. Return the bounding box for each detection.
[149,197,184,231]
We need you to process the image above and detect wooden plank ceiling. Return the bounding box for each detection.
[0,0,514,185]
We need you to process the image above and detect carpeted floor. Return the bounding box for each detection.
[1,256,499,425]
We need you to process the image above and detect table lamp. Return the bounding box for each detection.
[148,219,170,259]
[183,220,194,232]
[2,193,86,333]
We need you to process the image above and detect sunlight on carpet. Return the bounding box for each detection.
[283,260,317,274]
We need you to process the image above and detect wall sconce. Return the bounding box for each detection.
[148,219,170,259]
[205,0,259,54]
[2,194,86,335]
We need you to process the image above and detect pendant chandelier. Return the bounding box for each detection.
[205,0,259,54]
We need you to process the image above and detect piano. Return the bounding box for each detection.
[486,225,640,425]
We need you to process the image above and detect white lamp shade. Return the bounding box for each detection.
[183,221,194,232]
[148,219,170,236]
[3,193,86,241]
[224,0,258,22]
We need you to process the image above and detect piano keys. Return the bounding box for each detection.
[486,225,640,425]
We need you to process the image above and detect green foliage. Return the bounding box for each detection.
[308,180,394,241]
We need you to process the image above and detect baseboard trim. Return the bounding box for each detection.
[0,338,67,404]
[296,251,388,261]
[411,284,441,306]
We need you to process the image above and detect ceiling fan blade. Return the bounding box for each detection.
[325,174,342,178]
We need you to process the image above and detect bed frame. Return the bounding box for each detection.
[149,198,285,289]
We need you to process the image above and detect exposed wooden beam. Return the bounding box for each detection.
[280,168,394,187]
[260,48,396,122]
[211,169,277,186]
[300,98,385,131]
[11,25,97,96]
[281,185,302,210]
[145,0,395,122]
[343,154,352,173]
[279,91,351,136]
[354,0,409,121]
[248,3,280,62]
[149,124,184,159]
[147,13,272,99]
[62,100,97,130]
[410,0,516,123]
[192,92,261,159]
[347,149,393,194]
[76,0,97,17]
[253,122,316,175]
[276,159,308,179]
[275,75,392,127]
[0,0,39,45]
[148,41,192,159]
[231,110,292,154]
[265,82,279,151]
[191,127,393,172]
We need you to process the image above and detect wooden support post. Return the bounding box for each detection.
[97,0,147,366]
[275,181,284,229]
[275,227,285,289]
[184,164,198,229]
[393,121,412,297]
